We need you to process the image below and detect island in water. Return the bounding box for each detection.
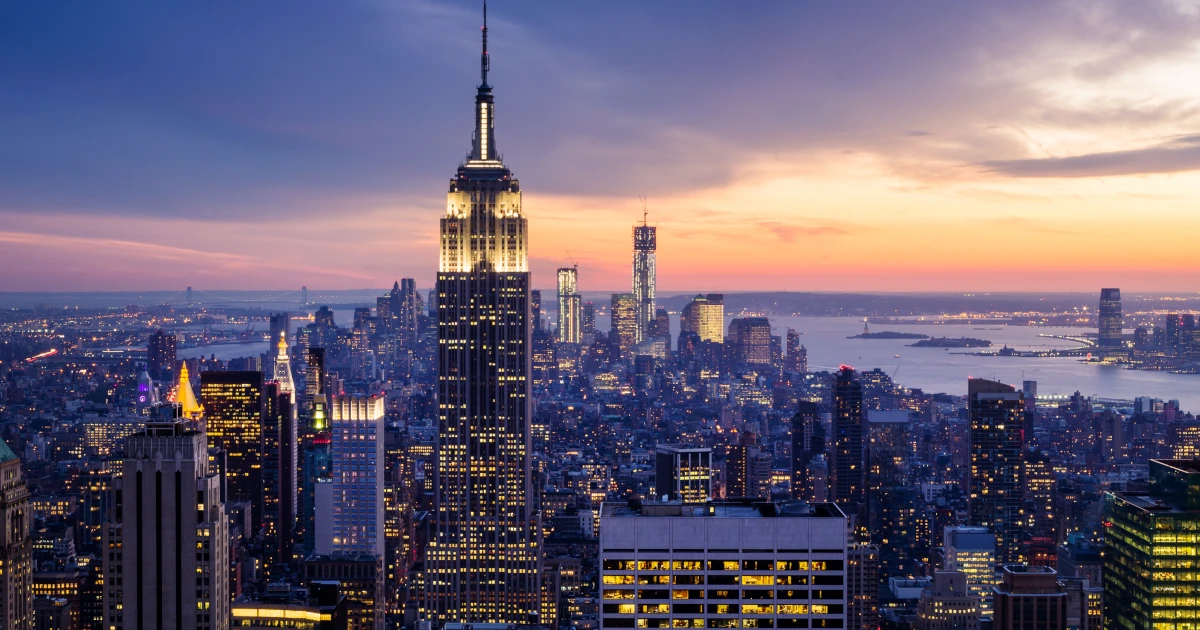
[909,336,992,348]
[847,331,930,340]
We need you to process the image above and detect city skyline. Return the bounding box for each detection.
[4,1,1200,292]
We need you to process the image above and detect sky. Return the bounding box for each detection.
[2,1,1200,293]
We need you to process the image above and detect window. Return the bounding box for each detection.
[742,575,776,586]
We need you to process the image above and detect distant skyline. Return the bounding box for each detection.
[3,1,1200,292]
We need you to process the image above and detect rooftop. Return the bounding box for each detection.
[602,499,844,519]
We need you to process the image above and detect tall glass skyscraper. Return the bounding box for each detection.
[557,266,581,344]
[424,6,540,624]
[632,213,656,342]
[1098,287,1122,347]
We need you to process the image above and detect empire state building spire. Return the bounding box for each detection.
[471,2,497,162]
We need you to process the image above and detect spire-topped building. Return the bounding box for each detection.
[425,4,540,625]
[272,332,295,398]
[174,361,202,418]
[633,208,656,343]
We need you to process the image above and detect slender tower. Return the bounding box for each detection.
[632,207,656,343]
[425,4,540,624]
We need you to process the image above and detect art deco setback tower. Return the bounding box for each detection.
[0,439,32,630]
[632,212,656,341]
[426,6,540,624]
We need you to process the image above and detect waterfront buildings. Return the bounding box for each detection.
[967,378,1025,565]
[424,8,540,623]
[598,499,848,630]
[1097,288,1122,348]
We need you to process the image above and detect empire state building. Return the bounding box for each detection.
[424,5,540,624]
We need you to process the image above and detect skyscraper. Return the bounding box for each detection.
[610,293,639,356]
[785,329,807,373]
[324,394,385,558]
[146,329,177,381]
[397,278,421,348]
[944,526,998,620]
[261,335,298,576]
[992,566,1066,630]
[0,439,32,630]
[680,294,724,343]
[199,371,263,519]
[425,7,540,623]
[831,366,866,512]
[791,401,825,501]
[632,212,656,341]
[1105,459,1200,630]
[120,420,230,630]
[581,302,597,346]
[1098,288,1122,347]
[557,267,581,344]
[729,317,772,367]
[967,378,1025,565]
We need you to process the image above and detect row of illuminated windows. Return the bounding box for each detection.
[604,575,840,586]
[602,618,845,628]
[603,604,841,615]
[603,561,843,572]
[602,590,844,601]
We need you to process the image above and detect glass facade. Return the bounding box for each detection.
[1105,460,1200,630]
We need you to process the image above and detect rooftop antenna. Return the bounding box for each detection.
[639,196,648,225]
[566,249,578,269]
[481,1,490,86]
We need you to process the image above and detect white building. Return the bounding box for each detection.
[944,526,997,619]
[599,500,847,629]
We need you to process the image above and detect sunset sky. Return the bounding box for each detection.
[3,1,1200,293]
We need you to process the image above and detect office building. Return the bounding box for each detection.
[0,439,32,630]
[598,499,848,630]
[915,571,979,630]
[726,431,773,500]
[1104,459,1200,630]
[967,378,1025,565]
[147,329,177,380]
[867,410,919,577]
[846,543,880,630]
[632,213,656,341]
[680,294,724,343]
[791,402,825,501]
[230,582,348,630]
[557,267,582,344]
[831,367,865,514]
[582,302,597,346]
[992,566,1065,630]
[262,338,298,576]
[944,526,997,620]
[120,420,229,630]
[425,9,540,624]
[785,330,807,373]
[649,308,671,347]
[321,394,385,558]
[729,317,772,367]
[199,371,263,519]
[654,445,712,502]
[610,293,640,356]
[1097,288,1122,348]
[395,278,421,348]
[304,555,384,630]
